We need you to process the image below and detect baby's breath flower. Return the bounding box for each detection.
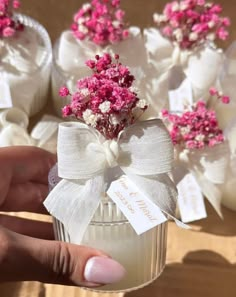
[71,0,128,46]
[99,101,111,113]
[0,0,23,38]
[153,0,230,50]
[161,88,230,149]
[136,99,147,109]
[83,109,99,127]
[60,53,147,139]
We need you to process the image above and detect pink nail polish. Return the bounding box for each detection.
[84,256,126,284]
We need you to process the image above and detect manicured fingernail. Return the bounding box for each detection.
[84,256,126,284]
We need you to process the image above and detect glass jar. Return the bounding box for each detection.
[2,14,52,117]
[49,165,168,293]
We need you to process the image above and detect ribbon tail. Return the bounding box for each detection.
[183,46,223,96]
[31,115,61,153]
[44,175,104,244]
[194,171,223,219]
[123,169,189,229]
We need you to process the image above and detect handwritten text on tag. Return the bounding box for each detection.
[107,175,167,235]
[177,173,207,223]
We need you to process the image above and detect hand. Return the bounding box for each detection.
[0,146,125,286]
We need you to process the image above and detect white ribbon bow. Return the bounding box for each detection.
[44,119,186,244]
[0,108,60,152]
[175,142,230,219]
[144,28,224,108]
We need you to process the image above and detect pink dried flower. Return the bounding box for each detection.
[153,0,230,50]
[209,87,230,104]
[221,96,230,104]
[13,0,20,9]
[0,0,23,38]
[61,53,148,139]
[2,26,14,37]
[71,0,129,46]
[209,87,218,95]
[59,86,70,97]
[162,89,230,149]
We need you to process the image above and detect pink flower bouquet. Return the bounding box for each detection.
[144,0,230,114]
[51,0,148,116]
[162,88,232,222]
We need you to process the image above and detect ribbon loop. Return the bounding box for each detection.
[144,28,223,102]
[57,122,107,180]
[119,119,173,175]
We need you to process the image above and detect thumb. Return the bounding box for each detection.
[0,227,126,286]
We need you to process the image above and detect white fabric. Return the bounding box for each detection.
[216,41,236,129]
[0,108,32,146]
[0,27,51,116]
[31,115,61,152]
[175,142,230,218]
[44,120,183,244]
[57,27,148,75]
[0,108,60,152]
[144,28,223,106]
[54,28,153,116]
[214,41,236,211]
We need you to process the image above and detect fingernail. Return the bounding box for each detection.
[84,256,126,284]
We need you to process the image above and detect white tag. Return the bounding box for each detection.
[177,173,207,223]
[168,78,193,114]
[0,76,12,109]
[107,175,167,235]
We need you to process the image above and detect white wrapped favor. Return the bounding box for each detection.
[45,52,187,292]
[143,0,230,113]
[0,14,52,116]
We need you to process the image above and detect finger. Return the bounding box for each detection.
[0,146,57,184]
[2,182,49,214]
[0,215,54,240]
[0,227,126,287]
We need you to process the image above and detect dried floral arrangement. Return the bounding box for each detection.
[153,0,230,50]
[60,53,148,139]
[71,0,129,45]
[162,89,230,150]
[0,0,23,37]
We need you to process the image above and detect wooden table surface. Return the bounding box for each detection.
[1,0,236,296]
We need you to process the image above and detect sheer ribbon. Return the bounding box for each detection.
[44,120,186,244]
[0,108,60,152]
[175,142,230,218]
[144,28,223,104]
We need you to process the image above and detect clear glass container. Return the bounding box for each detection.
[3,14,52,116]
[49,165,168,293]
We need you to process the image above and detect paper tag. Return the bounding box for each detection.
[177,173,207,223]
[168,78,193,114]
[0,75,12,109]
[107,175,167,235]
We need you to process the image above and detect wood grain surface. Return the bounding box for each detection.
[1,0,236,296]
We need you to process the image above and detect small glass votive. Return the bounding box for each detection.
[3,14,52,116]
[49,165,168,293]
